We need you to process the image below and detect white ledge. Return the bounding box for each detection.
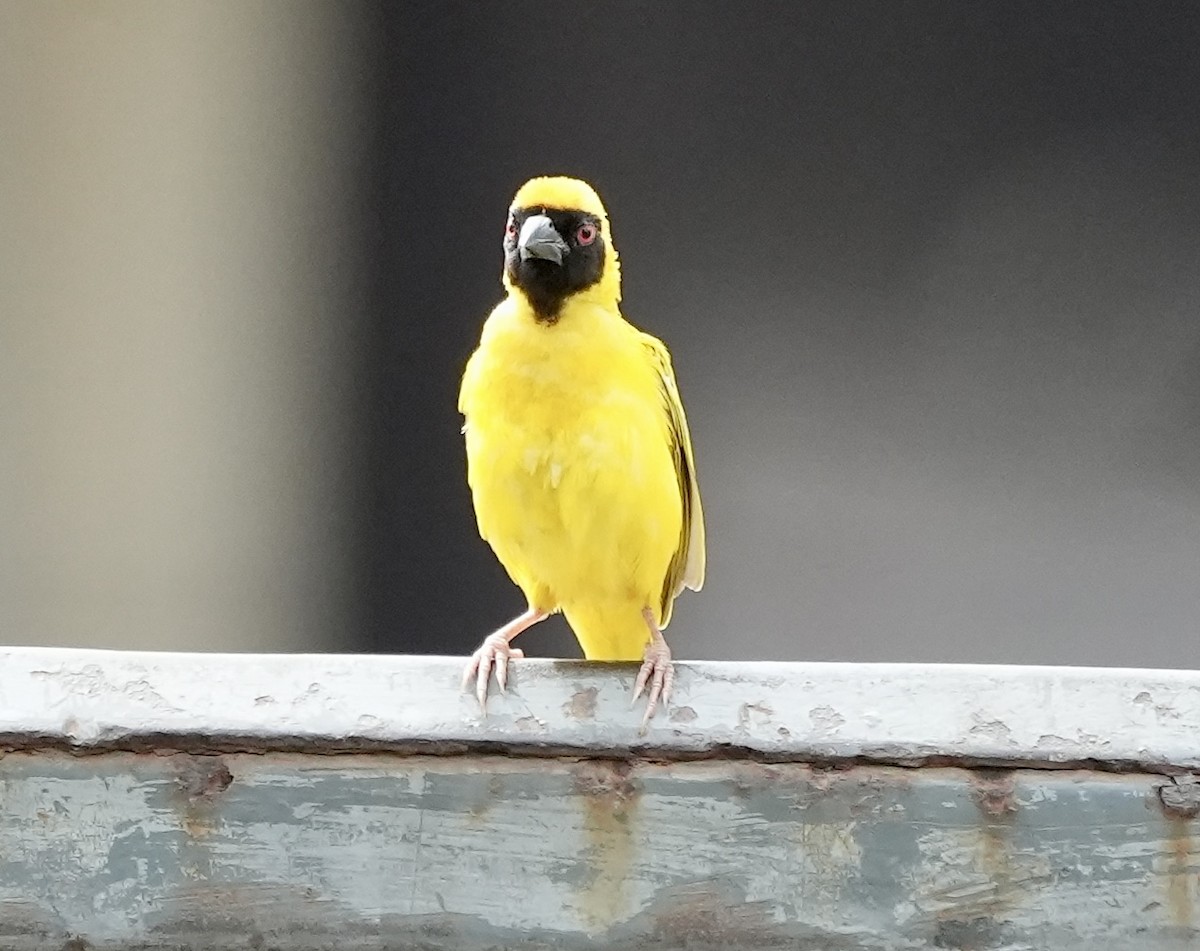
[1,646,1198,771]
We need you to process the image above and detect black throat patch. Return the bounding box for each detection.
[504,206,606,323]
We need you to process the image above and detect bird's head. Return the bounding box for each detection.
[501,176,621,322]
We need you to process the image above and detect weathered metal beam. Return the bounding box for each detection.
[1,647,1198,949]
[4,647,1200,769]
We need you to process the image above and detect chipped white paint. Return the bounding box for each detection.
[1,647,1200,769]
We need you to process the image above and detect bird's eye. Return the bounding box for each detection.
[576,224,596,246]
[505,218,517,238]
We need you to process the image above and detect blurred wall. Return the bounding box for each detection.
[3,3,1200,670]
[369,3,1200,669]
[0,3,369,650]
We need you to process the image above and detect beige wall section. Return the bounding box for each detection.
[0,4,365,651]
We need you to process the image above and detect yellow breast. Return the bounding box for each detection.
[459,297,683,656]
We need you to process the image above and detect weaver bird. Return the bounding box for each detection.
[459,176,705,726]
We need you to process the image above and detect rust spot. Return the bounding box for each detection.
[562,686,598,719]
[810,766,911,819]
[726,761,788,797]
[668,705,698,723]
[964,769,1019,924]
[172,755,234,841]
[969,769,1018,819]
[1160,787,1196,931]
[177,757,233,799]
[573,758,638,801]
[573,760,641,928]
[1165,818,1195,929]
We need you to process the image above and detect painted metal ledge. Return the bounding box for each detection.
[3,647,1200,950]
[1,646,1199,770]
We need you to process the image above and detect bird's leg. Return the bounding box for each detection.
[462,606,548,712]
[632,607,674,728]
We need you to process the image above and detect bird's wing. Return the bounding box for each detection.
[640,332,706,620]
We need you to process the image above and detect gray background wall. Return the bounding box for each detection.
[4,2,1199,668]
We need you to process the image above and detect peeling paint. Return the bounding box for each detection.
[808,705,846,736]
[967,717,1013,744]
[563,687,599,720]
[1158,779,1200,819]
[737,702,774,730]
[3,753,1199,948]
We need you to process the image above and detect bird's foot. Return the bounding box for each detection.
[632,626,674,729]
[460,607,547,714]
[462,633,525,712]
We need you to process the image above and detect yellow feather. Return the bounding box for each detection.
[459,177,704,661]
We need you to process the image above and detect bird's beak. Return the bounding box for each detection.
[518,214,569,265]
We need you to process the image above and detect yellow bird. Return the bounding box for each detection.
[459,176,705,724]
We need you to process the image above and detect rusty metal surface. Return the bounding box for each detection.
[0,750,1197,949]
[4,647,1200,771]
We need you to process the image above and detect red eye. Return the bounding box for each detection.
[576,224,596,246]
[505,218,517,238]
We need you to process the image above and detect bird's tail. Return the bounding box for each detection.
[562,602,653,661]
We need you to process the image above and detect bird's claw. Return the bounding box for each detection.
[632,640,674,729]
[462,633,525,712]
